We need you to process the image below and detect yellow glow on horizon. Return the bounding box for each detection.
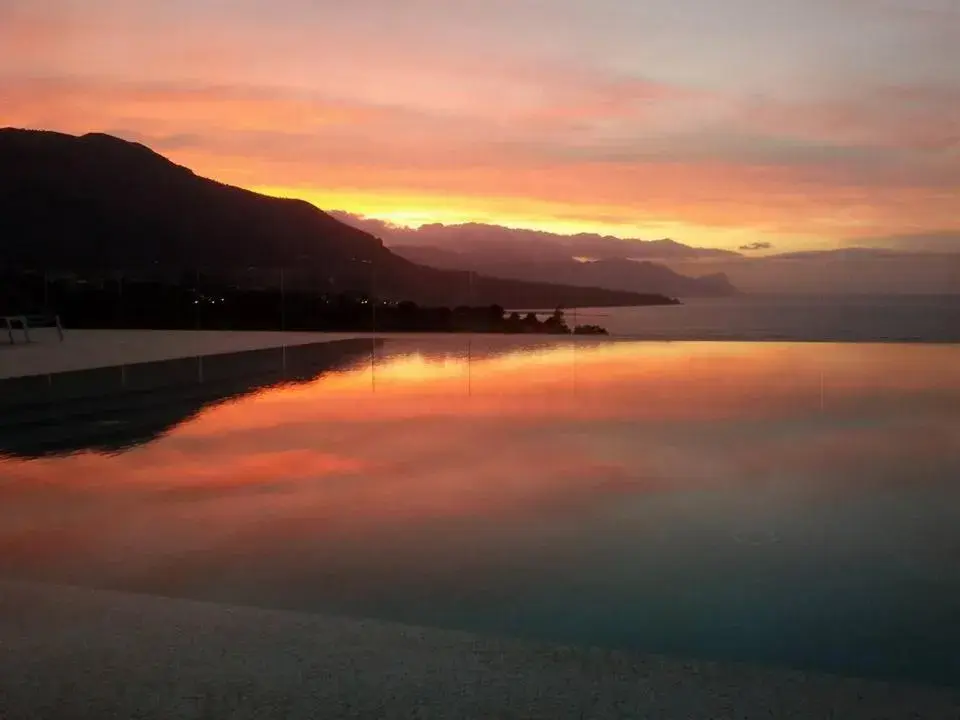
[253,184,820,251]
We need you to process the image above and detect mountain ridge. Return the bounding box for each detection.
[0,128,679,308]
[331,211,960,296]
[392,245,737,297]
[330,211,741,262]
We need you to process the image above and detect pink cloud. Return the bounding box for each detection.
[740,85,960,153]
[1,16,955,243]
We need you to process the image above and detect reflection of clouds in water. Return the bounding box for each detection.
[1,341,959,592]
[2,448,365,497]
[560,410,960,503]
[733,530,780,546]
[1,343,960,686]
[3,343,960,522]
[188,341,960,439]
[8,416,957,580]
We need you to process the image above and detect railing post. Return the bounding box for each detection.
[280,267,286,332]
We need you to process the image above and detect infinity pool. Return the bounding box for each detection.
[2,338,959,685]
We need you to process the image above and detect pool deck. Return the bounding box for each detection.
[0,329,381,379]
[0,329,598,380]
[1,580,957,720]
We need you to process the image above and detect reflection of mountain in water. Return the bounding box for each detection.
[0,339,379,459]
[0,335,606,459]
[381,335,614,363]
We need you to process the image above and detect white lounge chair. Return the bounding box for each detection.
[2,314,64,344]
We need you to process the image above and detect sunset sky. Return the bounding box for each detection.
[1,0,958,252]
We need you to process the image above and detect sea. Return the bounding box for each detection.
[555,294,960,343]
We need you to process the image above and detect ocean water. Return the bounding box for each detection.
[566,294,960,342]
[1,338,959,686]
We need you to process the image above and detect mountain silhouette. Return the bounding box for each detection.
[0,339,377,458]
[329,212,740,261]
[331,209,960,297]
[392,245,736,297]
[0,128,678,308]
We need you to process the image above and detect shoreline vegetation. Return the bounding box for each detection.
[0,272,651,335]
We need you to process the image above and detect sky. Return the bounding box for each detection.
[1,0,958,252]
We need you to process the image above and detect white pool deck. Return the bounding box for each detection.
[0,580,957,720]
[0,329,597,380]
[0,329,375,379]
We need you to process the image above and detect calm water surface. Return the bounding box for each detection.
[571,294,960,342]
[2,338,960,685]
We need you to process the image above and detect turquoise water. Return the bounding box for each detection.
[1,338,959,685]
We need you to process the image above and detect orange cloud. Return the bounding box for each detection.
[740,86,960,153]
[0,78,387,139]
[2,0,958,250]
[1,74,956,247]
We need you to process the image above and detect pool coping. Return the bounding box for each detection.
[1,579,958,719]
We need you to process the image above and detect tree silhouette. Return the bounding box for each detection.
[543,307,570,334]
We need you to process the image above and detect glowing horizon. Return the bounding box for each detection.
[252,184,806,251]
[1,0,957,253]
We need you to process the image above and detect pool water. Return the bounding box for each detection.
[2,338,959,685]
